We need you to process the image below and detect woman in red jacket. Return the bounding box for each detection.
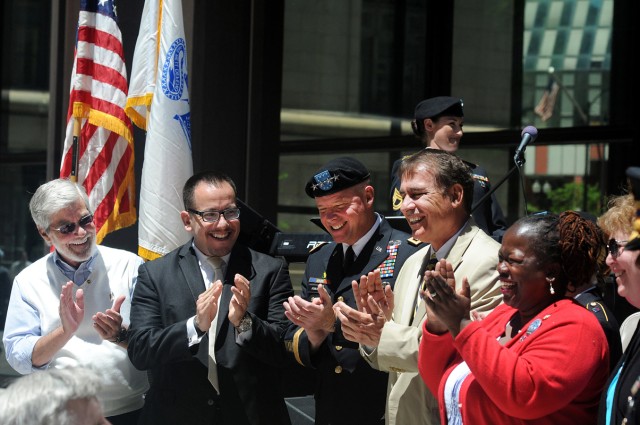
[418,211,610,425]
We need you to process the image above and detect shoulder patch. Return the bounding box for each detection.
[407,237,423,246]
[309,241,330,254]
[392,188,403,211]
[586,301,609,321]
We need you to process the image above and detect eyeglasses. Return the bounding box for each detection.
[607,238,628,259]
[50,214,94,235]
[188,207,240,223]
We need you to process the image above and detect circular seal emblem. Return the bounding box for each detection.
[161,38,188,101]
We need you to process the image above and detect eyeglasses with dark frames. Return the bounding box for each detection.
[607,238,628,259]
[50,214,94,235]
[188,207,241,223]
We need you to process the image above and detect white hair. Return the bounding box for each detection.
[29,178,92,231]
[0,367,104,425]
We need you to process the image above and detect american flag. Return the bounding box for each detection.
[60,0,136,244]
[534,76,560,122]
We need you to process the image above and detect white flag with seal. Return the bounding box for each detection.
[126,0,193,260]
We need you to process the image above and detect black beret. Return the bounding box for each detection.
[305,157,371,198]
[624,167,640,250]
[414,96,464,120]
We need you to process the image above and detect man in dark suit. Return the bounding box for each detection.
[283,157,421,425]
[127,171,293,425]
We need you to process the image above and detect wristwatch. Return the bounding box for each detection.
[235,313,252,333]
[194,315,206,337]
[114,327,129,343]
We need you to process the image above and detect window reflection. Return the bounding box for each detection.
[521,0,611,219]
[280,0,614,232]
[1,0,50,337]
[523,0,612,128]
[281,0,427,140]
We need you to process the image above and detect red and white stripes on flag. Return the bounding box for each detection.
[534,76,560,122]
[61,0,136,244]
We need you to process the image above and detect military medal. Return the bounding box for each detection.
[377,241,400,278]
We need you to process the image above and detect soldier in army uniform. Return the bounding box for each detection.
[389,96,507,241]
[283,157,421,425]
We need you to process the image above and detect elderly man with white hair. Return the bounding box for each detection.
[2,178,148,425]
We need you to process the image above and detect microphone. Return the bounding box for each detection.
[513,126,538,164]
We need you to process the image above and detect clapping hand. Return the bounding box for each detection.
[229,274,251,327]
[92,295,125,342]
[59,281,84,336]
[334,293,386,347]
[195,281,224,333]
[353,270,394,320]
[422,259,471,337]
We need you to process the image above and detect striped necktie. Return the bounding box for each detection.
[421,252,438,291]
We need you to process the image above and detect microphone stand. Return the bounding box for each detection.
[470,153,525,215]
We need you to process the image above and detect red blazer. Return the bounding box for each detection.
[418,300,609,425]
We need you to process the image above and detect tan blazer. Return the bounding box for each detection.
[360,222,502,425]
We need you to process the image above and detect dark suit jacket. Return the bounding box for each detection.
[284,217,421,425]
[390,155,507,241]
[128,241,293,425]
[598,323,640,425]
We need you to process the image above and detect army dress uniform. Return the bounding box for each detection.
[284,217,420,425]
[284,156,421,425]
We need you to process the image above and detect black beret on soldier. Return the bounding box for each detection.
[412,96,464,137]
[305,157,371,198]
[414,96,464,120]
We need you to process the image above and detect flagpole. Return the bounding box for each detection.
[71,116,81,183]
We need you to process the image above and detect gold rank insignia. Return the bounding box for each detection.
[392,187,403,211]
[407,237,422,246]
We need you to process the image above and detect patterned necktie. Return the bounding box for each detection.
[421,251,438,290]
[413,250,438,321]
[207,256,225,393]
[343,245,355,273]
